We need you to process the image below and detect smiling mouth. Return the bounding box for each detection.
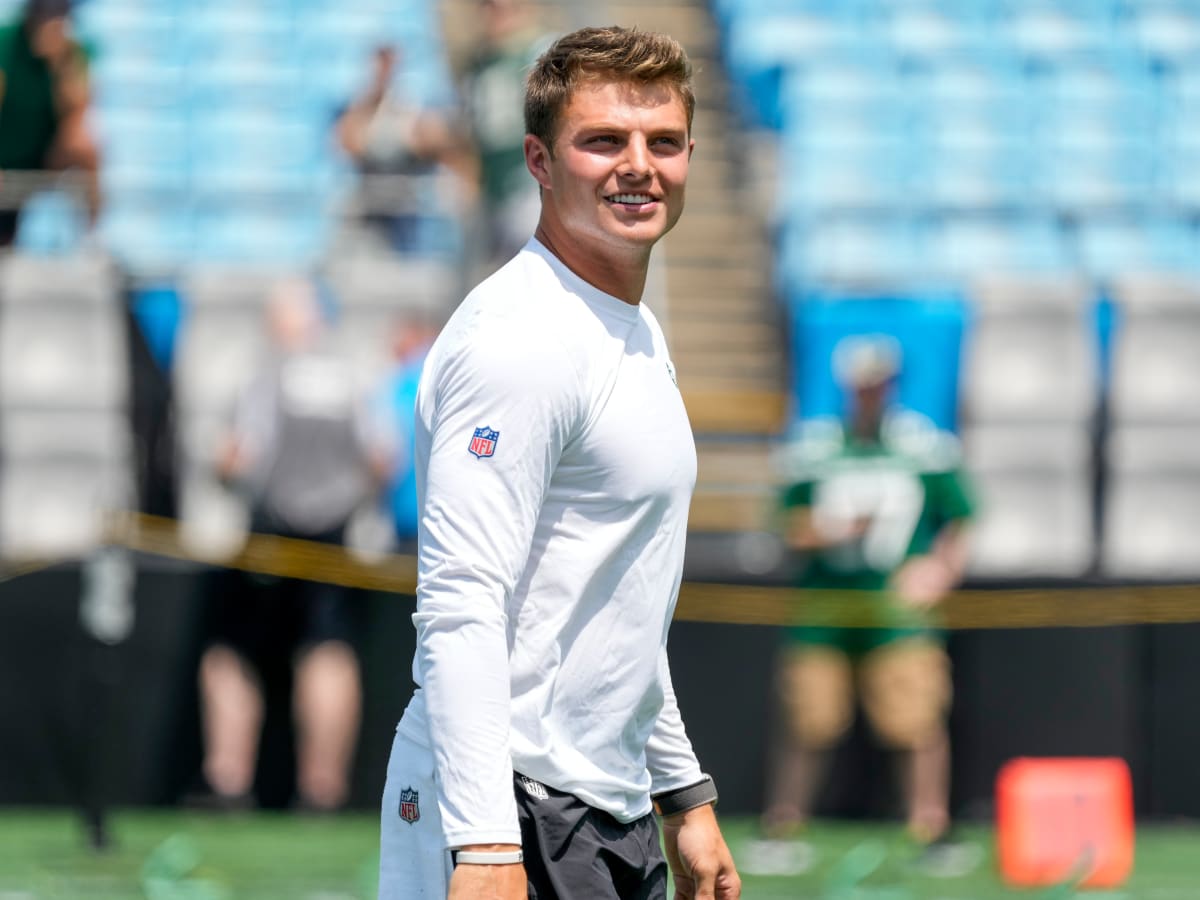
[605,193,657,208]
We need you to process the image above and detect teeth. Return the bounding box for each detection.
[610,194,653,204]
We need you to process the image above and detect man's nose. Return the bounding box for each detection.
[619,137,652,179]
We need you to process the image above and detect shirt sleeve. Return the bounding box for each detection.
[645,646,704,795]
[413,320,582,849]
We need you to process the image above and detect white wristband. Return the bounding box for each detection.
[455,849,524,865]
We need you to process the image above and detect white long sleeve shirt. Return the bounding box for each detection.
[397,238,703,850]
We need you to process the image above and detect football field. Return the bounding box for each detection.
[0,810,1196,899]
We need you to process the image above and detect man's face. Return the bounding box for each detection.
[528,78,693,254]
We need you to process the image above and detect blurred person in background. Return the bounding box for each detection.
[747,335,978,876]
[334,43,473,256]
[0,0,99,246]
[374,314,437,550]
[458,0,548,269]
[194,277,391,812]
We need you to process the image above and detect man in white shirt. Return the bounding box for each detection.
[378,26,741,900]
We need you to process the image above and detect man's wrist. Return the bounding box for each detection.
[652,774,718,818]
[453,843,523,866]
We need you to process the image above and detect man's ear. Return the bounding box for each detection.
[524,134,553,190]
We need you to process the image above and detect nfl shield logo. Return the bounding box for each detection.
[399,786,420,825]
[469,427,499,459]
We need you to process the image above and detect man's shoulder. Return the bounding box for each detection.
[775,417,846,482]
[881,410,965,473]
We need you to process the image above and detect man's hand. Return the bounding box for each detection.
[891,554,954,610]
[662,803,741,899]
[447,844,526,900]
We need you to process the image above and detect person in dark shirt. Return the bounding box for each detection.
[0,0,98,246]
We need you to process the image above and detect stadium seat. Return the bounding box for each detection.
[12,190,88,255]
[778,219,925,289]
[324,255,458,312]
[0,456,132,561]
[962,425,1095,577]
[1108,309,1200,426]
[1103,427,1200,578]
[927,217,1072,279]
[173,299,266,417]
[959,276,1099,425]
[1132,6,1200,63]
[1076,218,1200,281]
[787,291,965,430]
[0,255,127,411]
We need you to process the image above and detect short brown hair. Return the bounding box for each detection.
[524,26,695,152]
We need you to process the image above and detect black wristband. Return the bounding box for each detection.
[652,775,718,817]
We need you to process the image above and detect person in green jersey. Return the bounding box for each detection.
[751,334,976,873]
[459,0,549,265]
[0,0,99,246]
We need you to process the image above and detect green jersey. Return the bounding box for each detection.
[778,411,974,651]
[0,20,58,171]
[461,31,545,211]
[781,411,974,592]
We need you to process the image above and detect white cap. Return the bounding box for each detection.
[832,334,902,389]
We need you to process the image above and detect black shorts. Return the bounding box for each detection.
[507,773,668,900]
[199,526,365,676]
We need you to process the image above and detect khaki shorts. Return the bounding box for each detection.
[777,637,952,750]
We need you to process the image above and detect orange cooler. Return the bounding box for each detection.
[995,757,1134,888]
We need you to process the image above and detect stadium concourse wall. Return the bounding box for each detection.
[2,563,1200,823]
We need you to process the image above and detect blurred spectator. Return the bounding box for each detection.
[193,278,391,811]
[747,335,977,875]
[374,314,437,548]
[334,44,471,255]
[0,0,99,246]
[458,0,547,266]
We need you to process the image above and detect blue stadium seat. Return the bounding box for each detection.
[100,206,193,274]
[926,217,1072,278]
[190,208,329,267]
[777,219,926,290]
[724,13,860,129]
[787,291,967,430]
[90,57,187,111]
[12,192,87,256]
[1076,218,1200,281]
[98,111,191,199]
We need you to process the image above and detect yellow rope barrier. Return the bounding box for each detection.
[3,511,1197,632]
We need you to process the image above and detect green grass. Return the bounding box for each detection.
[0,810,1196,899]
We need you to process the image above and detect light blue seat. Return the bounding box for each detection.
[190,209,329,267]
[1076,218,1200,281]
[97,111,191,198]
[12,192,88,256]
[1034,146,1159,212]
[90,57,187,111]
[185,60,306,115]
[778,219,926,290]
[189,116,326,199]
[1003,6,1116,60]
[725,13,860,128]
[917,151,1034,210]
[926,217,1072,279]
[100,206,194,275]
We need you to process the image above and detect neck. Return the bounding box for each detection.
[533,220,650,306]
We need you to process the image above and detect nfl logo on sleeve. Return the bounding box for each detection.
[399,786,420,824]
[469,427,499,459]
